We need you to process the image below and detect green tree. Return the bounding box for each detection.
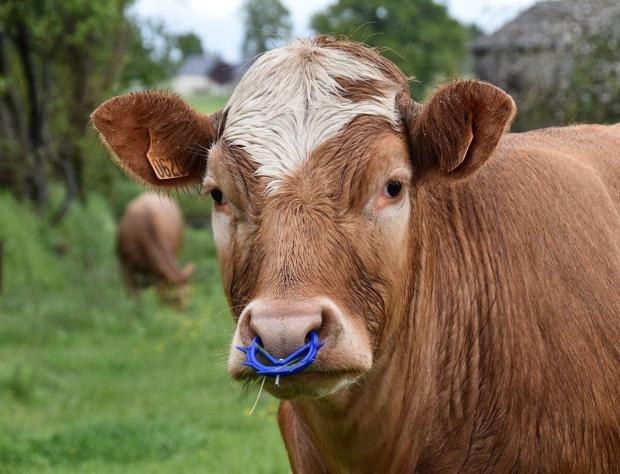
[0,0,178,220]
[120,18,177,87]
[0,0,132,212]
[176,32,203,60]
[241,0,292,58]
[311,0,470,99]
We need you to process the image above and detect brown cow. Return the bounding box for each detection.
[93,37,620,472]
[117,192,194,306]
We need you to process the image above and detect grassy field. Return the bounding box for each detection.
[0,93,289,473]
[185,94,230,114]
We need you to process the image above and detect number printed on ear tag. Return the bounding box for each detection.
[146,130,189,180]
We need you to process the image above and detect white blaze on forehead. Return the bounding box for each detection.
[222,39,401,192]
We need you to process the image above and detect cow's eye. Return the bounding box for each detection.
[383,180,402,198]
[210,188,226,205]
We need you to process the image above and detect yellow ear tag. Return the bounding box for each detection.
[145,130,190,180]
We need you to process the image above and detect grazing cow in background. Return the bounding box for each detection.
[117,192,194,307]
[93,37,620,472]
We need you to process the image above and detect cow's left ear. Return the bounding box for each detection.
[406,80,516,181]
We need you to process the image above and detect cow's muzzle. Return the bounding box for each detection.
[228,297,373,398]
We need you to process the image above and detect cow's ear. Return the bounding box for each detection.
[91,91,221,188]
[406,80,515,181]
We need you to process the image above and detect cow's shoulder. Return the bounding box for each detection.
[478,124,619,197]
[499,124,620,171]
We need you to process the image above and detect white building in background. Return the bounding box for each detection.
[172,53,253,96]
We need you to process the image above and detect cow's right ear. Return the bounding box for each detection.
[91,92,221,188]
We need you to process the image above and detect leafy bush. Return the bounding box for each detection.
[0,192,60,293]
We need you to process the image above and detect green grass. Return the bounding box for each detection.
[184,93,229,115]
[0,193,288,473]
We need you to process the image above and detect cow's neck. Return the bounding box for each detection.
[283,350,434,471]
[281,185,495,472]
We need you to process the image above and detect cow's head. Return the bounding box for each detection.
[158,263,196,309]
[93,37,515,399]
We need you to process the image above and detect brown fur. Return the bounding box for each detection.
[315,36,410,93]
[334,76,395,102]
[410,80,516,179]
[277,122,620,472]
[92,37,620,472]
[117,192,194,306]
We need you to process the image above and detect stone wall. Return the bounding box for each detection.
[473,0,620,130]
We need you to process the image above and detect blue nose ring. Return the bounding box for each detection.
[236,331,324,377]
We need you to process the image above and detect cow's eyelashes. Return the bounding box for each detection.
[210,188,226,205]
[201,178,232,214]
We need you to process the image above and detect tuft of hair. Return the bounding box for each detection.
[222,37,409,193]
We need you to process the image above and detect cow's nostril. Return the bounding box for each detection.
[239,297,342,358]
[318,303,339,341]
